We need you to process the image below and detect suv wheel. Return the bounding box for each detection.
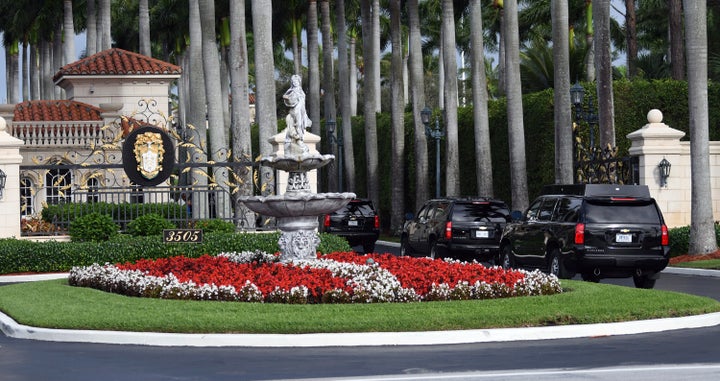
[500,246,514,270]
[429,240,439,259]
[400,236,412,257]
[549,248,570,279]
[633,274,656,289]
[362,242,375,254]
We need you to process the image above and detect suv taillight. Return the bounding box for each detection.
[574,223,585,244]
[323,214,330,228]
[445,221,452,240]
[661,224,669,246]
[374,215,380,229]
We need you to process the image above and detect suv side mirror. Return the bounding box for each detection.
[510,210,523,222]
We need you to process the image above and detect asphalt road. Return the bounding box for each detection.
[0,242,718,381]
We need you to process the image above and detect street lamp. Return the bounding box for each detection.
[570,82,598,158]
[326,119,343,192]
[421,106,444,199]
[658,157,671,187]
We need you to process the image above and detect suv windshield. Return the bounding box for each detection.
[584,199,661,224]
[333,202,375,217]
[452,202,509,223]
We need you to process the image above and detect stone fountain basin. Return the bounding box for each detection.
[260,153,335,172]
[239,192,357,218]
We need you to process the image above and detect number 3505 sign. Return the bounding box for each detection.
[163,229,203,243]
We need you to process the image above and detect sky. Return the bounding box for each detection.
[0,1,628,104]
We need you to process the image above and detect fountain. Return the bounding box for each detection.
[239,75,356,262]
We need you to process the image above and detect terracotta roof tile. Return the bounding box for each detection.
[53,48,182,81]
[13,100,103,122]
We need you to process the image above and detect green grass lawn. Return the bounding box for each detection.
[0,279,718,334]
[672,259,720,270]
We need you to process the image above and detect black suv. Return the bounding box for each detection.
[321,199,380,253]
[400,197,511,261]
[499,184,670,288]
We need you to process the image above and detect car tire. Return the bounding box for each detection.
[429,240,439,259]
[633,274,656,289]
[549,248,570,279]
[581,272,601,283]
[400,236,413,257]
[363,242,375,254]
[500,246,515,270]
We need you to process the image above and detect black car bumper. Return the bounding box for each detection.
[568,247,670,277]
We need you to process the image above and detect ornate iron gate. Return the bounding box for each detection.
[18,99,261,236]
[572,124,639,185]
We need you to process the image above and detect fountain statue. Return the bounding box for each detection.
[239,75,356,262]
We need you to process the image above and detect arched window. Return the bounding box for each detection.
[46,169,72,205]
[20,177,34,216]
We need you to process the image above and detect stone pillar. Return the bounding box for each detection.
[627,109,688,227]
[0,116,24,238]
[268,131,321,195]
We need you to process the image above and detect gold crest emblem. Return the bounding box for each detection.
[133,132,165,179]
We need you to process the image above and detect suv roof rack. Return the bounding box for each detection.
[540,184,651,198]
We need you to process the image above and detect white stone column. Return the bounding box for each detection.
[627,109,688,227]
[0,116,25,238]
[268,131,321,195]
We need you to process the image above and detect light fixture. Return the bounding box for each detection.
[658,157,671,187]
[570,82,585,106]
[0,169,6,199]
[421,106,431,127]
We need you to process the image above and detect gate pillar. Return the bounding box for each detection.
[0,116,24,238]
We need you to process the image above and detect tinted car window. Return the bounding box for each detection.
[584,199,661,224]
[525,199,543,221]
[452,202,509,223]
[554,197,582,222]
[333,202,374,216]
[537,198,557,221]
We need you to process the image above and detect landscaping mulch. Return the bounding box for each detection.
[669,250,720,265]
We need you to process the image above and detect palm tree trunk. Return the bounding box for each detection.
[407,0,429,210]
[99,0,112,51]
[252,1,278,199]
[307,1,321,136]
[625,0,638,79]
[389,0,405,234]
[470,0,494,195]
[584,0,595,82]
[684,0,718,255]
[504,0,529,211]
[30,45,39,100]
[7,45,20,103]
[372,0,381,113]
[361,0,380,208]
[53,25,63,99]
[63,0,75,64]
[86,0,97,56]
[349,36,358,116]
[229,0,255,228]
[139,0,151,57]
[442,0,460,197]
[552,0,573,184]
[594,0,615,149]
[336,0,356,193]
[320,0,337,191]
[22,43,29,101]
[670,0,685,80]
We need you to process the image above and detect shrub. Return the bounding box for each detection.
[127,214,176,236]
[69,213,119,242]
[193,219,236,233]
[668,223,720,257]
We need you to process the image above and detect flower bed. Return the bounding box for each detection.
[69,251,562,304]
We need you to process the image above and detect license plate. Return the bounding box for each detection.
[616,233,632,243]
[348,220,358,227]
[475,230,489,238]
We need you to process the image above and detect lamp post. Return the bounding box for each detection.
[570,82,598,159]
[326,119,344,192]
[658,157,671,187]
[421,106,444,198]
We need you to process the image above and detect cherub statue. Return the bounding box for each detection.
[283,74,312,156]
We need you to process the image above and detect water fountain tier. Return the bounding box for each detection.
[239,75,356,262]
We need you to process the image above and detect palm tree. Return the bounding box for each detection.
[469,0,494,196]
[407,0,429,210]
[553,0,573,184]
[336,0,356,193]
[361,0,380,207]
[669,0,684,80]
[307,1,321,136]
[372,0,381,113]
[229,0,254,228]
[139,0,151,57]
[389,0,404,233]
[99,0,111,50]
[684,0,718,255]
[441,0,460,197]
[63,0,75,64]
[86,0,97,56]
[624,0,638,79]
[504,0,528,211]
[252,0,278,198]
[594,0,615,149]
[320,0,337,191]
